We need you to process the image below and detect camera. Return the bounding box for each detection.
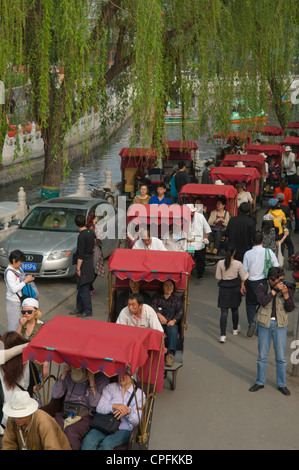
[282,279,296,290]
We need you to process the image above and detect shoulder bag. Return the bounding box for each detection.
[90,390,135,435]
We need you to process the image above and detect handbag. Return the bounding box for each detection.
[90,390,135,435]
[264,248,274,277]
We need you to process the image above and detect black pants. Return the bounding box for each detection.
[220,308,239,336]
[194,248,206,278]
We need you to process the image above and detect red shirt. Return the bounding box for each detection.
[274,187,292,206]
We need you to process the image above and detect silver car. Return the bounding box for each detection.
[0,197,126,278]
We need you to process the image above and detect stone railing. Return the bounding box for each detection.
[2,88,132,168]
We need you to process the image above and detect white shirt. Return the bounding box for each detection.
[242,245,279,281]
[4,266,26,302]
[132,237,167,251]
[97,382,145,431]
[188,211,211,251]
[116,304,163,332]
[284,152,296,176]
[237,191,253,207]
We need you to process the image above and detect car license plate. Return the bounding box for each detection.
[22,263,37,272]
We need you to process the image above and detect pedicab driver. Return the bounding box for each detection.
[116,293,163,332]
[2,391,71,450]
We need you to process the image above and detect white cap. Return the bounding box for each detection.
[22,298,39,309]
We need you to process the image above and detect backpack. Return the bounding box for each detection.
[5,268,39,303]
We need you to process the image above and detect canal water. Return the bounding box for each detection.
[0,118,216,206]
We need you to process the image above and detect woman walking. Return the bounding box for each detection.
[215,245,248,343]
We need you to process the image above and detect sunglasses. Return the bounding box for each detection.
[21,309,36,315]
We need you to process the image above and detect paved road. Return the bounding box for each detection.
[1,240,299,450]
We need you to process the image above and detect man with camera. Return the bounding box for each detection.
[249,267,295,396]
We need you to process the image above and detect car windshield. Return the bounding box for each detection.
[20,207,86,232]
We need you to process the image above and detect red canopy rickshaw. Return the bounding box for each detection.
[287,122,299,130]
[213,131,252,150]
[178,183,238,217]
[162,140,198,183]
[210,166,260,193]
[245,144,285,166]
[22,315,165,449]
[119,147,158,197]
[126,203,193,242]
[220,154,267,187]
[107,248,195,389]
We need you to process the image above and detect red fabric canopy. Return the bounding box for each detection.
[163,140,198,150]
[213,131,251,141]
[23,317,165,392]
[282,136,299,146]
[162,140,197,160]
[127,203,192,224]
[246,144,285,156]
[179,183,237,199]
[287,122,299,129]
[108,248,194,284]
[210,166,260,183]
[248,125,284,136]
[221,154,266,171]
[119,148,158,169]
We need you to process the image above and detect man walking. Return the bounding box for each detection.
[249,267,295,396]
[70,214,96,317]
[225,202,256,262]
[188,204,211,280]
[242,231,279,337]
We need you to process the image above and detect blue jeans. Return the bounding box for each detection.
[76,283,92,315]
[256,321,288,387]
[163,323,179,354]
[81,428,131,450]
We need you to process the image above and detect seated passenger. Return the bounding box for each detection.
[162,224,187,252]
[51,365,109,450]
[115,279,152,319]
[116,293,163,332]
[207,198,230,255]
[132,228,167,251]
[236,183,254,207]
[267,156,281,189]
[151,280,184,367]
[81,365,145,450]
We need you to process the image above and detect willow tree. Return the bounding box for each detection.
[0,0,298,195]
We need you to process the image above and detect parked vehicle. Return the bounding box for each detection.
[0,197,126,278]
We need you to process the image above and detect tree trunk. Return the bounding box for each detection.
[40,125,65,199]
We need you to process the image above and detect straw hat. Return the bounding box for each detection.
[71,367,89,383]
[214,180,224,185]
[235,161,246,168]
[285,146,292,152]
[3,391,38,418]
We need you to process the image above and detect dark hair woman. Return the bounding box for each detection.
[0,331,38,429]
[215,245,248,343]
